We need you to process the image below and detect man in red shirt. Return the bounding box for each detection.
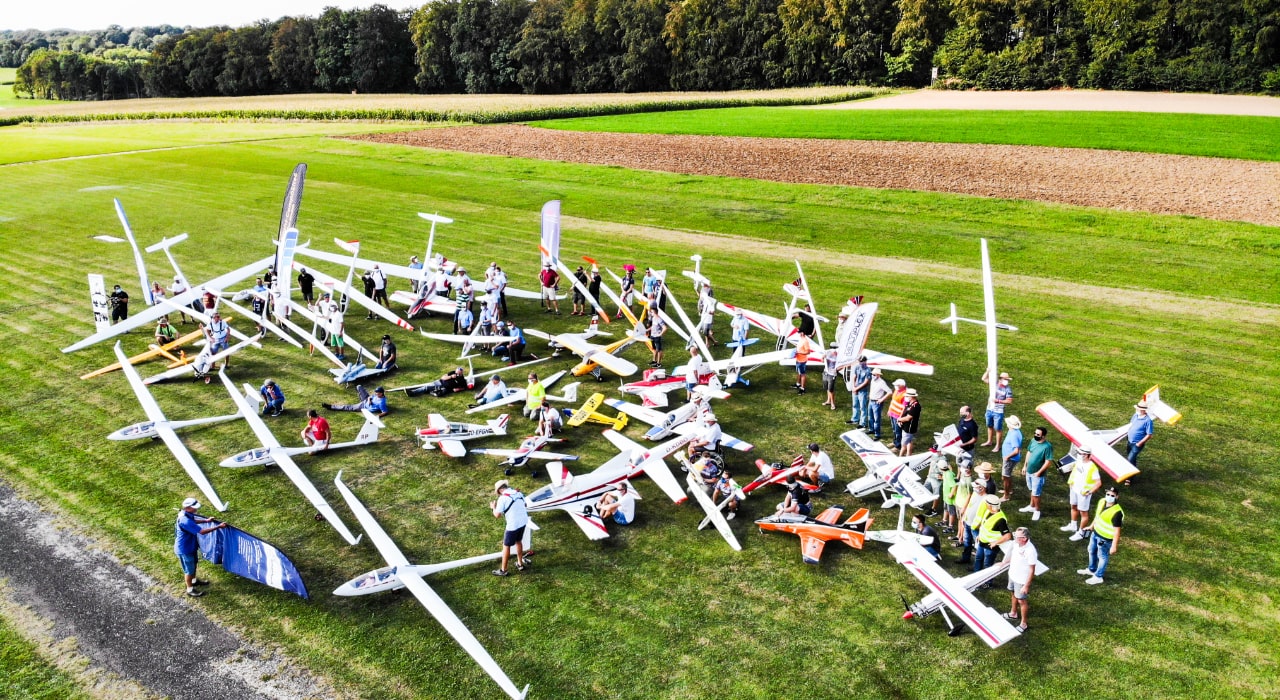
[538,263,561,315]
[301,409,331,450]
[793,331,814,395]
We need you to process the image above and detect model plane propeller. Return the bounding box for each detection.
[890,540,1022,649]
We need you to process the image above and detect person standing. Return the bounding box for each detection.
[980,371,1014,453]
[647,310,666,367]
[301,409,330,449]
[1019,426,1054,521]
[897,388,922,457]
[864,368,890,438]
[490,480,530,576]
[371,264,389,308]
[174,497,227,597]
[1126,400,1154,469]
[999,415,1024,502]
[1063,447,1101,540]
[110,284,130,323]
[407,256,423,293]
[821,344,840,410]
[793,331,814,394]
[493,265,509,318]
[1078,487,1124,585]
[259,378,286,416]
[205,311,231,357]
[297,267,315,303]
[850,356,872,425]
[956,405,979,459]
[683,346,705,402]
[361,270,376,319]
[955,480,990,565]
[887,379,907,449]
[974,495,1011,572]
[730,309,749,347]
[170,276,193,324]
[571,265,588,316]
[1005,527,1039,633]
[523,372,546,419]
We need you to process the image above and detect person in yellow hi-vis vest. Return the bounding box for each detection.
[955,479,990,565]
[1078,487,1124,585]
[1062,447,1102,540]
[523,372,546,419]
[974,494,1011,572]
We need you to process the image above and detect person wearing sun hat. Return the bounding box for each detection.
[897,387,922,457]
[974,494,1011,572]
[980,370,1014,452]
[999,415,1024,502]
[174,497,226,597]
[1126,399,1155,469]
[1063,446,1102,538]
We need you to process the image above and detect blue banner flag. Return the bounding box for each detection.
[198,523,309,599]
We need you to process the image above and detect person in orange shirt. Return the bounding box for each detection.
[887,379,908,449]
[793,331,814,394]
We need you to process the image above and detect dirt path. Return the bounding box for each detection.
[354,125,1280,226]
[820,89,1280,117]
[562,215,1280,325]
[0,480,332,700]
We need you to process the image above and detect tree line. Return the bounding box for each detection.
[12,0,1280,100]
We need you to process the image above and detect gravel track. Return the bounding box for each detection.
[353,124,1280,226]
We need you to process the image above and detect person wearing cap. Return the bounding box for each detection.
[696,289,717,347]
[175,497,227,597]
[296,267,315,303]
[955,478,990,565]
[1126,400,1155,469]
[730,308,750,347]
[1078,487,1124,585]
[477,299,498,336]
[973,460,998,495]
[776,475,813,517]
[999,415,1024,502]
[532,262,557,313]
[596,482,637,526]
[361,270,377,319]
[494,321,527,365]
[956,405,979,458]
[489,480,530,576]
[615,266,636,318]
[1005,527,1039,632]
[492,265,509,317]
[686,414,722,460]
[1063,447,1102,538]
[300,409,331,449]
[950,461,974,541]
[912,513,941,560]
[897,388,922,457]
[980,370,1014,452]
[800,442,834,490]
[792,331,814,394]
[850,355,872,424]
[588,266,603,306]
[821,343,841,410]
[571,265,589,316]
[369,263,389,308]
[407,256,423,293]
[324,385,389,417]
[1019,426,1055,521]
[371,334,397,372]
[646,308,667,367]
[974,494,1011,571]
[204,310,231,358]
[864,368,891,438]
[470,375,508,408]
[109,284,130,322]
[259,378,286,417]
[154,316,177,345]
[523,372,546,419]
[455,299,475,335]
[317,295,346,362]
[940,458,959,533]
[169,276,193,323]
[887,379,908,449]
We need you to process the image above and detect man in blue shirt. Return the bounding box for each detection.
[259,378,285,417]
[1000,415,1024,502]
[324,385,389,417]
[1126,400,1154,468]
[174,498,226,597]
[850,356,872,427]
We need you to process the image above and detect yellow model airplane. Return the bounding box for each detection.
[80,328,205,379]
[566,393,628,431]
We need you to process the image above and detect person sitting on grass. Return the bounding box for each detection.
[324,385,389,417]
[596,482,637,526]
[711,470,743,520]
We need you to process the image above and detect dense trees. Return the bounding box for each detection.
[9,0,1280,100]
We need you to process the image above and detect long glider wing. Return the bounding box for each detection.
[1037,401,1139,482]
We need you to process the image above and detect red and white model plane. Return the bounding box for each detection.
[890,540,1023,649]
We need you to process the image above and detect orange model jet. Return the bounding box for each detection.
[756,505,874,564]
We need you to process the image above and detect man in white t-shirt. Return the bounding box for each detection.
[489,480,530,576]
[596,482,637,525]
[683,346,704,402]
[687,415,722,459]
[1004,526,1039,633]
[801,442,835,490]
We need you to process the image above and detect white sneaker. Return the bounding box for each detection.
[1085,576,1104,585]
[726,512,736,521]
[1076,568,1093,575]
[1032,510,1041,521]
[1018,505,1034,513]
[1060,522,1078,532]
[1068,531,1085,541]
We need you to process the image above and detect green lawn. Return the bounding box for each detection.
[0,67,60,109]
[0,121,1277,699]
[0,614,87,699]
[532,107,1280,161]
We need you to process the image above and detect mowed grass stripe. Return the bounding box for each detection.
[0,126,1277,698]
[531,107,1280,162]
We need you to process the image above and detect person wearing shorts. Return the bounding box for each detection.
[897,388,921,457]
[647,313,666,367]
[490,480,530,576]
[301,409,331,449]
[596,482,637,525]
[1004,527,1038,633]
[1063,447,1101,539]
[174,497,226,597]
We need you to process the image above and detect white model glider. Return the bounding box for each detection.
[217,371,361,545]
[112,342,229,511]
[826,300,935,376]
[678,456,742,551]
[1036,401,1139,482]
[416,414,510,457]
[292,262,414,331]
[333,472,529,700]
[221,397,383,468]
[470,432,579,476]
[603,395,752,452]
[143,333,263,385]
[890,540,1022,649]
[523,430,692,540]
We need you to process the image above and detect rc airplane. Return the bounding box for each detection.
[291,262,415,331]
[840,429,936,506]
[143,333,263,385]
[416,414,511,457]
[1036,401,1140,482]
[217,371,361,545]
[826,300,935,377]
[565,393,628,431]
[522,430,692,540]
[332,472,530,700]
[757,505,874,564]
[681,254,712,293]
[890,540,1022,649]
[220,398,384,468]
[618,368,729,408]
[899,540,1047,639]
[470,432,579,476]
[80,328,206,379]
[740,456,820,496]
[391,357,550,399]
[864,497,936,547]
[677,457,742,552]
[524,327,638,378]
[692,344,796,388]
[602,394,752,451]
[112,342,230,511]
[940,239,1016,421]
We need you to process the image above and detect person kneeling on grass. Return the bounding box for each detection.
[596,482,637,526]
[259,378,285,416]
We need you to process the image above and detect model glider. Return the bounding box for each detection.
[112,342,228,511]
[470,432,579,476]
[217,371,361,545]
[890,540,1022,649]
[523,430,692,540]
[333,472,529,700]
[143,333,263,385]
[292,262,414,331]
[756,505,873,564]
[221,400,384,468]
[1036,401,1139,482]
[940,238,1019,334]
[603,395,751,451]
[682,465,742,551]
[416,414,510,457]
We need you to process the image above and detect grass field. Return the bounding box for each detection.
[0,603,88,699]
[531,106,1280,161]
[0,119,1277,699]
[0,67,60,109]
